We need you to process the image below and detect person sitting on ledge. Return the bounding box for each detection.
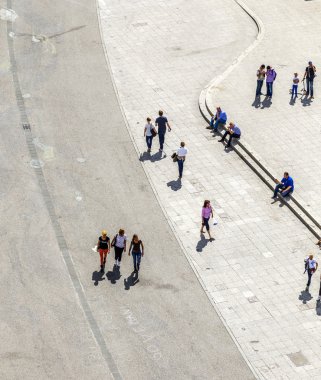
[218,122,241,148]
[209,106,227,132]
[272,172,294,199]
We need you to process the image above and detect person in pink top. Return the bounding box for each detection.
[200,200,214,239]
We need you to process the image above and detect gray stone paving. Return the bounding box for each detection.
[207,0,321,225]
[99,0,321,378]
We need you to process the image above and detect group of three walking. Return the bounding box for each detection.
[97,229,144,274]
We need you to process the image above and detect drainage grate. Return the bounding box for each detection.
[23,123,31,130]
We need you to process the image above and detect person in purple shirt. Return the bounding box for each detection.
[200,200,214,240]
[218,122,241,148]
[272,172,294,199]
[266,65,277,98]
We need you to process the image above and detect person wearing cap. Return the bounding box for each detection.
[218,122,241,148]
[303,61,316,99]
[97,230,110,272]
[304,254,318,292]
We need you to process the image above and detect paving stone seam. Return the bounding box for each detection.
[199,0,321,240]
[95,1,262,378]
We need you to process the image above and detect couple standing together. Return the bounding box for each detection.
[256,65,277,98]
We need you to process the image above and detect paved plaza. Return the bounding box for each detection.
[1,0,321,379]
[99,0,321,379]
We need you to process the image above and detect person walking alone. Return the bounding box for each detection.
[266,65,277,98]
[128,234,144,274]
[155,110,171,152]
[144,117,157,153]
[177,142,188,179]
[256,64,266,96]
[111,229,127,268]
[97,230,110,272]
[200,200,214,240]
[304,254,318,292]
[303,61,316,99]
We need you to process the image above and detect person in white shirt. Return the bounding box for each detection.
[111,229,127,268]
[144,117,156,153]
[305,254,318,292]
[177,142,188,179]
[291,73,299,98]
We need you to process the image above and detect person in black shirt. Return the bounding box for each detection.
[128,234,144,273]
[97,230,110,272]
[155,110,171,151]
[303,61,316,99]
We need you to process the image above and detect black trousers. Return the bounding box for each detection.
[114,246,124,262]
[221,132,240,147]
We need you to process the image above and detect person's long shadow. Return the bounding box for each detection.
[139,151,165,162]
[92,270,105,286]
[196,234,213,252]
[167,179,182,191]
[260,96,272,109]
[301,95,312,107]
[316,299,321,316]
[251,96,261,109]
[289,95,297,106]
[106,265,122,284]
[124,271,139,290]
[299,289,313,304]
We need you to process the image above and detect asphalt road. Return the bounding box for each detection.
[0,0,255,378]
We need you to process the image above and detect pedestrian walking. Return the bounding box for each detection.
[128,234,144,273]
[177,142,187,179]
[209,106,227,132]
[266,65,277,98]
[200,200,214,240]
[111,229,127,268]
[256,64,266,96]
[144,117,157,152]
[304,254,318,292]
[97,230,110,272]
[155,110,171,152]
[218,122,241,148]
[291,73,300,97]
[303,61,316,99]
[272,172,294,199]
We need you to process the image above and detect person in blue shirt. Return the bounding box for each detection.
[272,172,294,198]
[218,122,241,148]
[209,107,227,132]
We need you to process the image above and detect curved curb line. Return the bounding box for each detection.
[95,1,261,379]
[203,0,265,107]
[199,0,321,240]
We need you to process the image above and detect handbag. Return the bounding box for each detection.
[171,152,178,162]
[151,128,157,137]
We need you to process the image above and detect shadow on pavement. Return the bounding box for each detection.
[289,96,297,106]
[106,265,122,284]
[260,96,272,109]
[139,151,165,162]
[124,271,139,290]
[301,95,312,107]
[92,270,105,286]
[196,234,210,252]
[167,179,182,191]
[316,300,321,316]
[251,96,261,108]
[299,290,313,304]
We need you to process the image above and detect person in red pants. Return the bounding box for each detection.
[97,230,110,272]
